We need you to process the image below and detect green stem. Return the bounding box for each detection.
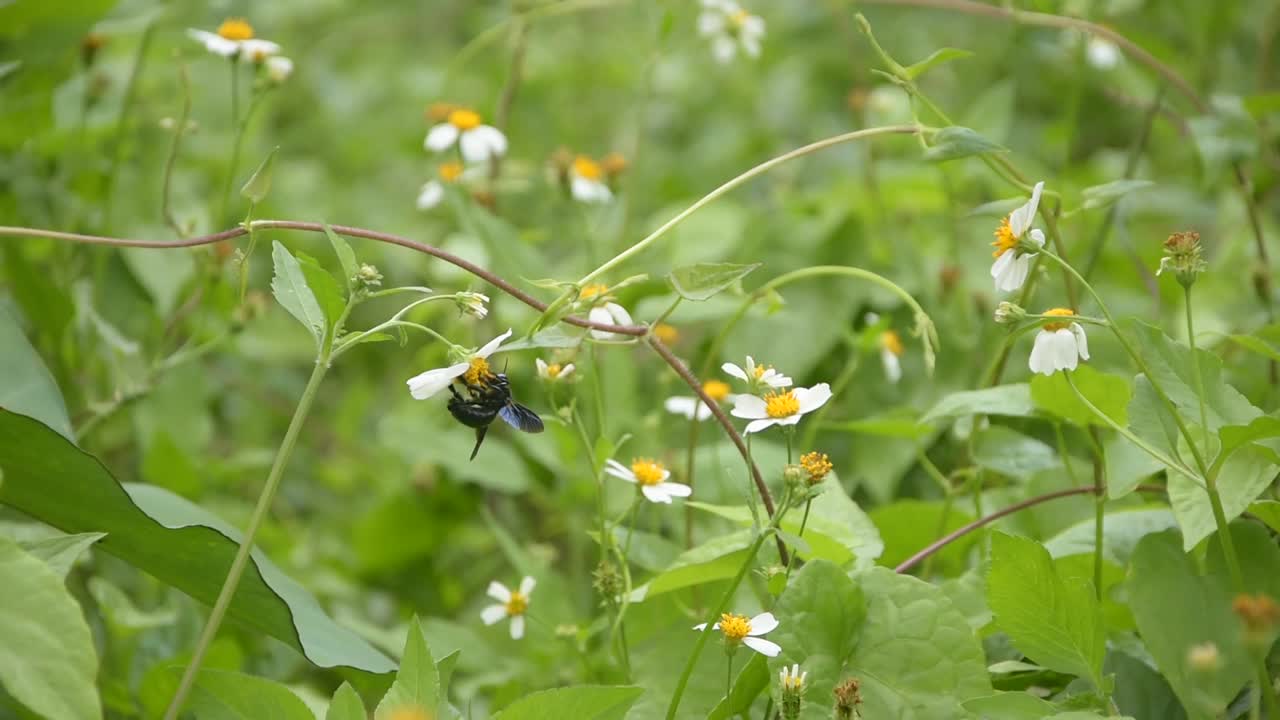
[726,653,734,698]
[782,499,812,584]
[1183,285,1211,449]
[1092,444,1106,602]
[218,60,241,224]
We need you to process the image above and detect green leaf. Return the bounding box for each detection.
[183,668,314,720]
[296,251,347,329]
[0,535,101,720]
[1127,375,1182,461]
[1127,530,1252,719]
[1078,179,1154,210]
[986,532,1104,686]
[491,686,644,720]
[324,225,359,292]
[1205,522,1280,600]
[922,384,1033,423]
[325,683,365,720]
[903,47,973,79]
[499,325,585,352]
[19,532,105,579]
[631,529,755,600]
[707,654,768,720]
[961,692,1058,719]
[1105,432,1165,499]
[375,617,440,719]
[121,247,196,316]
[667,262,761,301]
[1031,365,1130,427]
[923,126,1008,162]
[1226,324,1280,362]
[1043,507,1177,566]
[1248,499,1280,533]
[972,426,1060,479]
[240,146,279,204]
[870,500,976,576]
[0,410,396,675]
[1168,445,1276,550]
[270,240,326,349]
[0,305,72,441]
[1216,414,1280,466]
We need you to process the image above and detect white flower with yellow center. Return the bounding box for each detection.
[480,576,535,640]
[780,663,807,691]
[405,329,512,400]
[580,285,634,341]
[722,356,792,392]
[693,611,781,657]
[1028,308,1090,376]
[605,458,692,504]
[879,330,904,384]
[570,155,612,204]
[425,107,508,163]
[697,0,766,64]
[417,161,467,211]
[187,18,280,60]
[731,384,832,434]
[665,379,734,421]
[536,358,576,382]
[990,181,1047,292]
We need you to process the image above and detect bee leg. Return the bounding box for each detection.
[469,425,489,461]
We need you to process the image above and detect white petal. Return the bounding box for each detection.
[881,349,902,383]
[1028,330,1055,376]
[571,176,612,203]
[990,250,1016,289]
[741,34,761,58]
[535,358,548,374]
[731,394,768,419]
[589,306,616,340]
[519,576,536,596]
[604,459,636,482]
[1009,181,1044,238]
[656,482,692,498]
[742,15,765,37]
[559,363,576,378]
[238,39,281,62]
[722,362,748,381]
[460,125,508,163]
[761,369,793,388]
[487,581,512,603]
[743,418,777,434]
[641,484,673,503]
[476,329,514,358]
[1052,329,1080,371]
[697,11,726,36]
[748,612,778,635]
[1071,323,1090,360]
[712,36,737,63]
[1088,38,1120,69]
[743,636,782,657]
[1009,254,1033,290]
[406,363,469,399]
[1027,228,1046,250]
[425,123,459,152]
[416,181,445,210]
[793,383,833,414]
[605,302,633,327]
[266,56,293,82]
[480,605,507,625]
[693,622,709,631]
[509,615,525,640]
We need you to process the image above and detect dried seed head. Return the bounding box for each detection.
[1157,230,1206,288]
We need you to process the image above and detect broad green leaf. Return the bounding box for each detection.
[1127,375,1182,460]
[375,617,440,720]
[1248,500,1280,533]
[491,686,644,720]
[870,500,975,576]
[325,683,365,720]
[1168,445,1275,550]
[0,410,396,675]
[923,126,1007,162]
[121,247,196,316]
[1107,649,1188,720]
[184,669,314,720]
[1106,432,1165,499]
[1216,415,1280,466]
[1031,365,1130,427]
[986,532,1103,686]
[1043,507,1177,566]
[1127,530,1252,719]
[904,47,973,79]
[631,529,754,600]
[19,531,105,579]
[1204,521,1280,600]
[499,325,585,352]
[0,305,72,441]
[706,654,768,720]
[240,146,279,203]
[270,240,326,349]
[1227,324,1280,362]
[961,692,1057,719]
[324,225,359,291]
[667,262,761,301]
[769,560,867,720]
[1078,179,1154,210]
[972,425,1060,479]
[922,384,1033,423]
[0,536,101,720]
[296,251,347,329]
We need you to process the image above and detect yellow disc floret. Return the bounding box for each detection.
[653,323,679,345]
[719,613,751,641]
[880,330,904,357]
[1041,307,1076,332]
[448,108,482,131]
[504,591,529,617]
[992,217,1018,258]
[580,283,609,300]
[630,458,666,486]
[439,161,464,182]
[764,390,799,419]
[217,18,255,41]
[800,451,832,484]
[573,156,603,181]
[703,380,731,402]
[729,9,751,29]
[463,356,493,386]
[544,363,563,378]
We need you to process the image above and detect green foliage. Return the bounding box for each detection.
[375,617,441,719]
[1031,365,1130,427]
[271,240,328,350]
[490,686,644,720]
[667,262,760,302]
[0,306,73,440]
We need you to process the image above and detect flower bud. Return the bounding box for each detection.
[1157,231,1206,288]
[993,301,1026,325]
[1232,593,1280,650]
[592,560,623,600]
[833,677,863,720]
[1186,642,1221,672]
[266,56,293,84]
[81,33,106,67]
[455,291,489,320]
[779,663,807,720]
[355,263,383,291]
[601,151,628,179]
[783,464,806,492]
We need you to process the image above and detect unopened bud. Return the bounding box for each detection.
[993,301,1026,325]
[1187,642,1221,672]
[833,677,863,719]
[355,263,383,290]
[265,56,293,84]
[455,291,489,319]
[783,464,806,492]
[1233,593,1280,649]
[601,152,628,178]
[81,32,106,67]
[1157,231,1206,288]
[779,663,807,720]
[592,560,623,600]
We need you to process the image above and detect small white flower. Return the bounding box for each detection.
[722,356,792,391]
[480,576,535,640]
[879,330,904,384]
[187,19,280,60]
[455,291,489,319]
[605,458,692,504]
[536,358,576,382]
[731,384,832,435]
[990,181,1047,293]
[664,379,735,421]
[405,329,512,400]
[693,611,781,657]
[1087,37,1121,70]
[698,0,766,64]
[779,663,807,691]
[570,155,612,204]
[1028,309,1090,376]
[265,56,293,83]
[588,302,634,340]
[425,107,507,163]
[416,161,467,211]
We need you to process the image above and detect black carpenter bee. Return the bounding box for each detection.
[447,370,544,460]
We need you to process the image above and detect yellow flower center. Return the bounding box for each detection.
[1041,307,1075,332]
[545,363,563,378]
[991,217,1018,258]
[764,390,800,418]
[800,451,832,483]
[463,357,493,386]
[880,330,904,357]
[217,18,255,41]
[580,283,609,300]
[504,591,529,616]
[729,9,751,29]
[438,161,464,182]
[630,458,666,486]
[389,707,433,720]
[719,613,751,641]
[573,156,603,181]
[752,363,772,379]
[703,380,731,402]
[653,323,679,345]
[448,108,482,131]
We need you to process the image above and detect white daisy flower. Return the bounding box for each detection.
[265,56,293,84]
[480,576,535,640]
[990,181,1047,293]
[536,358,576,382]
[722,356,792,391]
[879,330,904,384]
[405,329,512,400]
[588,302,634,340]
[570,155,612,204]
[1028,308,1090,376]
[665,379,735,421]
[697,0,766,64]
[187,19,280,60]
[425,107,507,163]
[731,384,832,435]
[605,458,692,504]
[693,611,781,657]
[779,662,807,692]
[416,161,467,211]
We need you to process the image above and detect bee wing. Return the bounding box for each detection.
[499,402,544,433]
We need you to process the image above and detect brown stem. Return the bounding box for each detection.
[645,335,789,565]
[893,483,1164,573]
